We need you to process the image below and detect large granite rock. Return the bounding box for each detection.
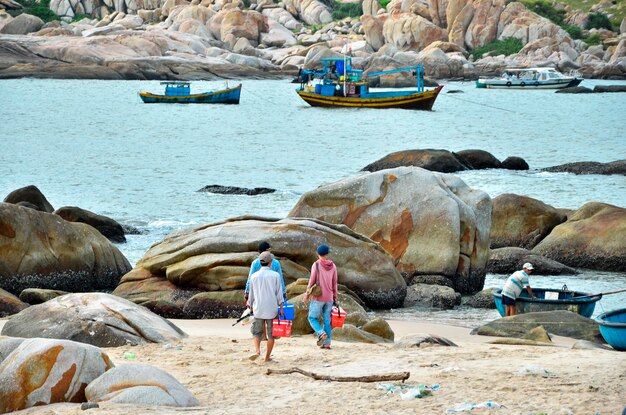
[289,167,491,293]
[1,293,187,347]
[487,247,577,275]
[0,203,131,295]
[382,12,448,51]
[18,288,69,304]
[532,202,626,271]
[490,194,567,249]
[115,216,406,310]
[472,310,603,343]
[541,160,626,175]
[85,363,199,406]
[0,338,113,414]
[0,288,28,317]
[0,13,43,34]
[284,0,332,25]
[3,185,54,213]
[403,283,457,309]
[54,206,126,243]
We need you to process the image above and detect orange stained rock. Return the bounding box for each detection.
[107,380,169,394]
[370,209,413,265]
[343,174,394,228]
[0,220,16,238]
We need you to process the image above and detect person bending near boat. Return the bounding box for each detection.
[502,262,537,317]
[248,251,284,362]
[304,244,338,350]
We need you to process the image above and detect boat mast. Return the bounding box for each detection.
[343,38,348,97]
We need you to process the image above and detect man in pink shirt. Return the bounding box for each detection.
[304,244,338,349]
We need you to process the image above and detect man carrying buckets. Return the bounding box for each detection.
[304,244,338,350]
[248,251,284,362]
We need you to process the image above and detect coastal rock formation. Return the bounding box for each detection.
[0,288,27,317]
[490,194,567,249]
[0,203,131,295]
[0,337,25,364]
[289,167,491,293]
[3,185,54,212]
[472,310,603,343]
[0,13,42,34]
[197,184,276,195]
[284,0,332,25]
[0,338,114,414]
[362,149,528,173]
[532,202,626,272]
[394,333,458,347]
[403,283,458,309]
[1,293,187,347]
[54,206,126,243]
[85,363,200,406]
[382,12,448,51]
[487,247,577,275]
[541,160,626,175]
[115,216,406,310]
[463,287,496,309]
[18,288,68,304]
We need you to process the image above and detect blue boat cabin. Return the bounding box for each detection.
[162,81,191,96]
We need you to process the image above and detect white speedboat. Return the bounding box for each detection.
[476,67,582,89]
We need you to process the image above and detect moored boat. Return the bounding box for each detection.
[476,68,582,89]
[597,308,626,351]
[492,286,602,318]
[296,58,443,110]
[139,81,242,104]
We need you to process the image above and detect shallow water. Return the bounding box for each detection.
[1,78,624,325]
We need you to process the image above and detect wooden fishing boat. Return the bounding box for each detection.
[492,286,602,318]
[597,308,626,351]
[296,58,443,110]
[139,82,241,104]
[476,67,582,89]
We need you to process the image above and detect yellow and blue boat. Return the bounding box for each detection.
[139,82,241,104]
[296,58,442,110]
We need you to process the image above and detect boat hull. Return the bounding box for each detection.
[139,84,242,104]
[475,79,582,90]
[492,288,601,318]
[296,86,443,110]
[597,308,626,351]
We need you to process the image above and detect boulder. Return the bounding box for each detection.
[54,206,126,243]
[541,160,626,175]
[331,323,392,343]
[362,149,468,173]
[382,12,448,51]
[403,283,457,309]
[463,287,497,309]
[464,0,505,49]
[197,184,276,195]
[283,0,332,26]
[0,338,113,414]
[532,202,626,271]
[0,288,28,317]
[361,14,385,52]
[289,167,492,293]
[361,317,394,341]
[0,337,25,364]
[117,216,406,310]
[1,293,187,347]
[471,310,603,343]
[455,149,502,169]
[487,247,577,275]
[85,363,199,406]
[0,203,131,295]
[501,156,529,170]
[555,86,593,94]
[593,85,626,93]
[0,13,43,34]
[409,274,454,288]
[490,194,567,249]
[183,290,246,318]
[18,288,68,304]
[394,333,457,347]
[3,185,54,213]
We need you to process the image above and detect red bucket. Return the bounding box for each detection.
[331,306,346,328]
[272,318,292,337]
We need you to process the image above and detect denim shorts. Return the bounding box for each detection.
[502,295,516,306]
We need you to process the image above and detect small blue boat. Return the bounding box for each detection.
[597,308,626,351]
[492,287,602,318]
[139,81,241,104]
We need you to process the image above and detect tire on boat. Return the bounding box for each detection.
[506,81,512,87]
[534,81,539,86]
[520,82,526,87]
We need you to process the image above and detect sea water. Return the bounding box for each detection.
[1,78,625,327]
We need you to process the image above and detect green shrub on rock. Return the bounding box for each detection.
[332,1,362,20]
[585,12,613,31]
[10,0,59,22]
[470,37,523,60]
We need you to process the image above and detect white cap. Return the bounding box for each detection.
[523,262,534,270]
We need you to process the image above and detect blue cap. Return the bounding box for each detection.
[317,244,329,256]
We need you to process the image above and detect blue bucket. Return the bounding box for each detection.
[280,303,295,320]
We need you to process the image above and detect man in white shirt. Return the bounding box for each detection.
[248,251,284,362]
[501,262,536,317]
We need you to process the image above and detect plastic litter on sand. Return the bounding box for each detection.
[376,383,439,399]
[446,401,503,412]
[123,352,136,360]
[517,365,551,377]
[441,366,466,372]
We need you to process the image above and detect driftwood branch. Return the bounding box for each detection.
[266,367,410,383]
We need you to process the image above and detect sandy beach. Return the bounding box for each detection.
[2,317,624,415]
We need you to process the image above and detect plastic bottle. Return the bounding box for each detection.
[123,352,136,359]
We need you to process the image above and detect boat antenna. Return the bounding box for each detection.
[343,37,349,97]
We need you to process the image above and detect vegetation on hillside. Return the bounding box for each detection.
[470,37,524,60]
[332,1,363,20]
[585,11,613,30]
[519,0,586,38]
[9,0,59,22]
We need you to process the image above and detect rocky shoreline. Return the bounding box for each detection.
[1,0,625,81]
